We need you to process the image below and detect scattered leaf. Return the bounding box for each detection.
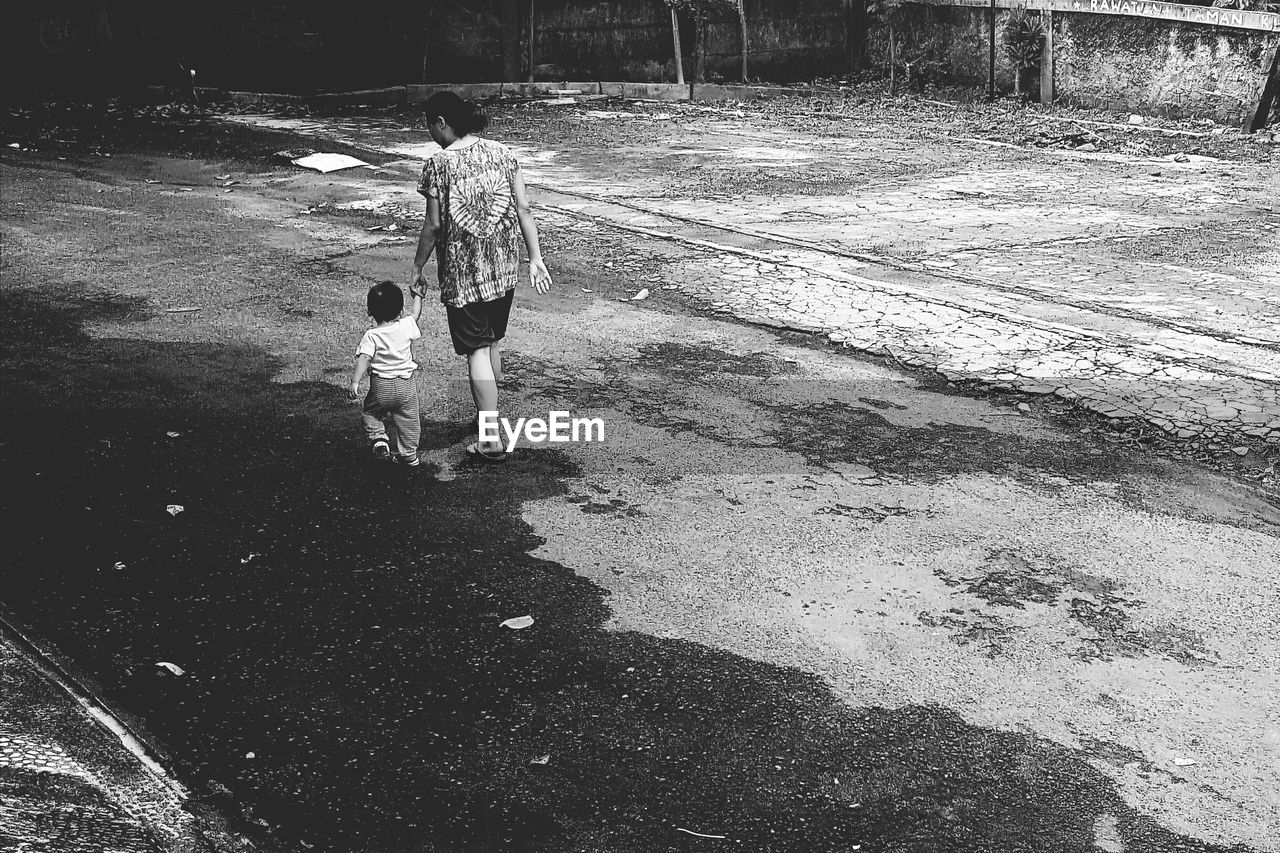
[1173,757,1197,766]
[500,615,534,630]
[166,431,181,438]
[156,661,185,676]
[530,754,551,765]
[631,288,650,301]
[166,504,185,516]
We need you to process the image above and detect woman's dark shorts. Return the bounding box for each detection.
[446,290,515,355]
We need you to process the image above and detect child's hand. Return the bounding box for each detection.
[529,259,552,295]
[348,381,362,401]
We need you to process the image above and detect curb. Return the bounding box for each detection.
[0,602,273,851]
[142,81,815,109]
[0,600,187,800]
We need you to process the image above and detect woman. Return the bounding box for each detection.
[411,91,552,461]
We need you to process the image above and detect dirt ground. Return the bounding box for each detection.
[1,95,1278,853]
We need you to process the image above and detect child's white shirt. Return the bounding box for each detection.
[357,316,420,379]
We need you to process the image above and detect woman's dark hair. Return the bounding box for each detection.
[367,280,404,323]
[423,91,489,136]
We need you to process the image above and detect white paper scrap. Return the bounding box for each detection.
[291,153,371,173]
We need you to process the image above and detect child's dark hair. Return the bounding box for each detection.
[367,281,404,323]
[423,91,489,136]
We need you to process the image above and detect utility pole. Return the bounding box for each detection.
[988,0,996,100]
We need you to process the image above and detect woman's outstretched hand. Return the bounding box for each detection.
[529,259,552,295]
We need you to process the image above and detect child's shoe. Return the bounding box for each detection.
[371,438,391,460]
[394,453,421,468]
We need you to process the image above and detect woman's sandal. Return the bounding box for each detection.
[465,441,508,463]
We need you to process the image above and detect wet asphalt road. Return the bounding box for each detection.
[0,290,1253,853]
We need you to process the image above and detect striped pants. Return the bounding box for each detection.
[362,375,420,460]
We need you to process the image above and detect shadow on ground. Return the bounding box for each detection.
[0,286,1254,852]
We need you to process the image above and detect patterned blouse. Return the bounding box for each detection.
[417,137,523,307]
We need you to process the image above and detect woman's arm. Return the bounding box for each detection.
[511,168,552,295]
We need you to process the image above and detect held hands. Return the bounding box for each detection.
[409,266,428,299]
[529,258,552,295]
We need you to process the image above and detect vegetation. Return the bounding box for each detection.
[1003,8,1046,100]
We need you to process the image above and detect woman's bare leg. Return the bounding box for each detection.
[489,341,503,384]
[468,346,501,451]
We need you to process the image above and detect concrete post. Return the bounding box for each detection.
[1040,10,1054,105]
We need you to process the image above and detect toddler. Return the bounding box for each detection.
[349,281,423,466]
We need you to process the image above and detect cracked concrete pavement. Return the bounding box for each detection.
[225,101,1280,449]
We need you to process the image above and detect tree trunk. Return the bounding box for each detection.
[737,0,748,82]
[844,0,866,72]
[1248,42,1280,132]
[501,0,520,82]
[527,0,536,83]
[695,21,706,84]
[672,8,685,84]
[888,23,896,95]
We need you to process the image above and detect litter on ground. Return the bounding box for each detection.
[291,153,371,173]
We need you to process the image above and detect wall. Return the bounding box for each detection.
[885,4,1278,122]
[1054,14,1276,120]
[1,1,437,96]
[531,0,854,83]
[532,0,676,82]
[2,0,859,96]
[887,6,1027,91]
[701,0,853,82]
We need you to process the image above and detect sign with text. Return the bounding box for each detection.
[910,0,1280,32]
[1074,0,1279,31]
